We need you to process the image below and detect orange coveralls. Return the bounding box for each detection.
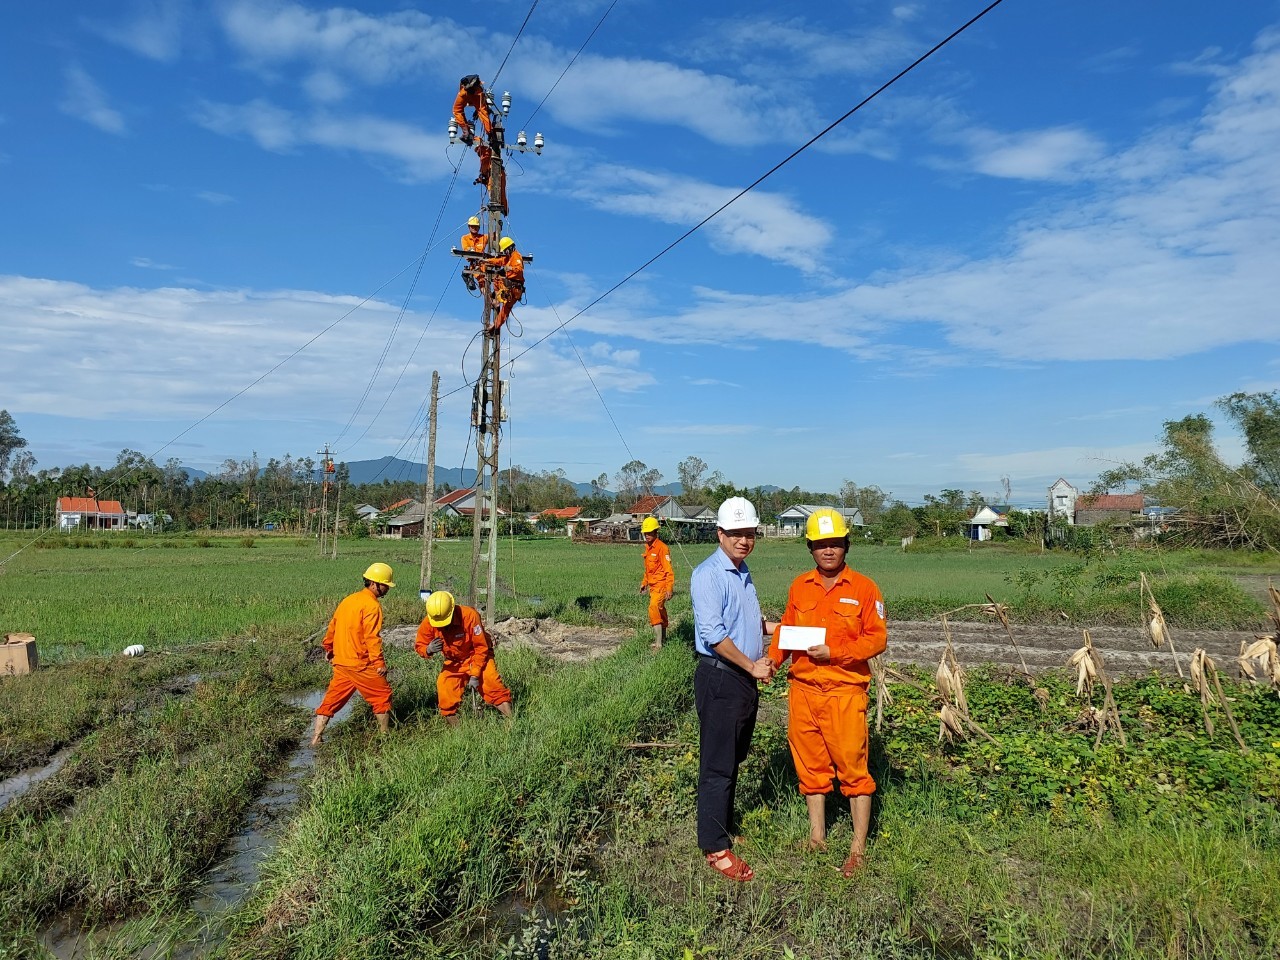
[316,586,392,717]
[461,228,486,288]
[415,604,512,717]
[640,537,675,627]
[768,565,887,798]
[484,248,524,331]
[453,82,492,140]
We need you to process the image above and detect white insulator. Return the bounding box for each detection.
[123,644,145,657]
[501,91,512,115]
[533,132,544,154]
[516,130,527,148]
[448,119,458,143]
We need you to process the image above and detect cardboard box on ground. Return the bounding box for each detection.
[2,633,38,676]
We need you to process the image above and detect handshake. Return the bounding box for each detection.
[749,657,776,681]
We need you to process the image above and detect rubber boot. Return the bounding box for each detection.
[651,624,664,651]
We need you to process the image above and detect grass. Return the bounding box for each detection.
[0,536,1277,958]
[1,535,1271,663]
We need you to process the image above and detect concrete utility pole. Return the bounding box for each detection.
[419,371,439,596]
[450,83,542,622]
[317,444,334,555]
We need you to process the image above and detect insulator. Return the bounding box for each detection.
[501,91,511,115]
[533,132,544,154]
[516,130,527,148]
[485,92,495,109]
[448,119,458,143]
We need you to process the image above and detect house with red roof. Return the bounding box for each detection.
[56,497,127,531]
[1075,493,1145,527]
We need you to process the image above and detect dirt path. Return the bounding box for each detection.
[387,617,1270,677]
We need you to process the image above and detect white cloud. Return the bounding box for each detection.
[303,70,348,103]
[131,257,176,270]
[195,190,235,205]
[962,126,1107,182]
[88,0,187,62]
[193,99,452,181]
[60,66,126,135]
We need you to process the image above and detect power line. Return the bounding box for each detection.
[438,0,1009,402]
[520,0,618,130]
[490,0,540,88]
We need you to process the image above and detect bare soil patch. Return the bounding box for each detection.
[384,618,632,663]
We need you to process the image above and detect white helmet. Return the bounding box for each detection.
[716,496,759,531]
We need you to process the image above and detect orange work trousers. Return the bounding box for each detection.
[316,663,392,716]
[647,588,670,628]
[437,659,511,717]
[787,683,874,797]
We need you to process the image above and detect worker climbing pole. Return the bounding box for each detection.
[449,74,542,620]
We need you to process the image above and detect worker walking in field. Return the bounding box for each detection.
[638,516,674,650]
[483,237,524,333]
[767,509,887,877]
[452,74,492,144]
[460,216,486,291]
[415,590,513,725]
[310,562,397,746]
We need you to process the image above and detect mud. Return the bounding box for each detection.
[0,746,74,812]
[384,617,632,663]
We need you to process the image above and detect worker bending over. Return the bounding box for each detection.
[452,74,492,144]
[311,562,396,746]
[483,237,524,333]
[767,509,887,877]
[460,216,485,291]
[415,590,513,725]
[639,516,675,650]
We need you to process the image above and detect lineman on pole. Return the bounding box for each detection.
[483,236,524,334]
[460,216,485,291]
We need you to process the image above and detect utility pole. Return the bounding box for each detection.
[419,371,439,597]
[317,444,334,556]
[450,81,542,622]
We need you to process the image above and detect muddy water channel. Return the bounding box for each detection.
[0,747,74,812]
[38,690,353,959]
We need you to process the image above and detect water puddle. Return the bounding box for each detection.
[36,689,352,959]
[0,746,74,812]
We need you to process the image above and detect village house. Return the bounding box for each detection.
[1074,492,1145,528]
[1047,478,1079,525]
[56,496,127,531]
[775,504,864,537]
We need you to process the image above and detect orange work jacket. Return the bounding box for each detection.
[768,564,886,690]
[415,604,492,679]
[485,249,524,287]
[453,85,492,134]
[461,231,486,255]
[641,538,674,591]
[323,587,386,671]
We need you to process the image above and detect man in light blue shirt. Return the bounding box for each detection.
[690,496,777,882]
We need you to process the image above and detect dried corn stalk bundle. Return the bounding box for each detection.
[933,616,996,745]
[983,592,1032,681]
[1064,630,1126,748]
[1268,581,1280,634]
[870,655,894,733]
[1190,648,1248,749]
[1237,637,1280,691]
[1140,572,1184,678]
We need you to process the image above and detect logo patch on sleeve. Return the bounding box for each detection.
[875,601,885,619]
[472,625,483,635]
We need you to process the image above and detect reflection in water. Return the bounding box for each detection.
[0,747,74,812]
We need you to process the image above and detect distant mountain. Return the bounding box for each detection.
[340,457,478,488]
[181,466,208,481]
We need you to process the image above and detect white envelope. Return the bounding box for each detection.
[777,625,826,651]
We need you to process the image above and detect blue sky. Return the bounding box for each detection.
[2,0,1279,507]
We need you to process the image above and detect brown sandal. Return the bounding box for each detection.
[706,849,754,882]
[840,851,866,878]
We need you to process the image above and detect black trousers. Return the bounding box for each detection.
[695,657,759,851]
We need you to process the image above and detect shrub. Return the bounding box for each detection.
[196,538,212,548]
[240,537,256,549]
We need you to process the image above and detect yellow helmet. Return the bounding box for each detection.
[805,509,849,541]
[425,590,456,627]
[362,562,395,587]
[640,517,660,533]
[499,236,515,253]
[468,216,481,227]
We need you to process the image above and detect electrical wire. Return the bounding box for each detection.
[519,0,618,130]
[490,0,540,88]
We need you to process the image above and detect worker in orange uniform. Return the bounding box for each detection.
[483,236,524,333]
[460,216,486,291]
[638,516,675,650]
[310,562,397,746]
[452,74,492,144]
[415,590,513,725]
[767,509,887,878]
